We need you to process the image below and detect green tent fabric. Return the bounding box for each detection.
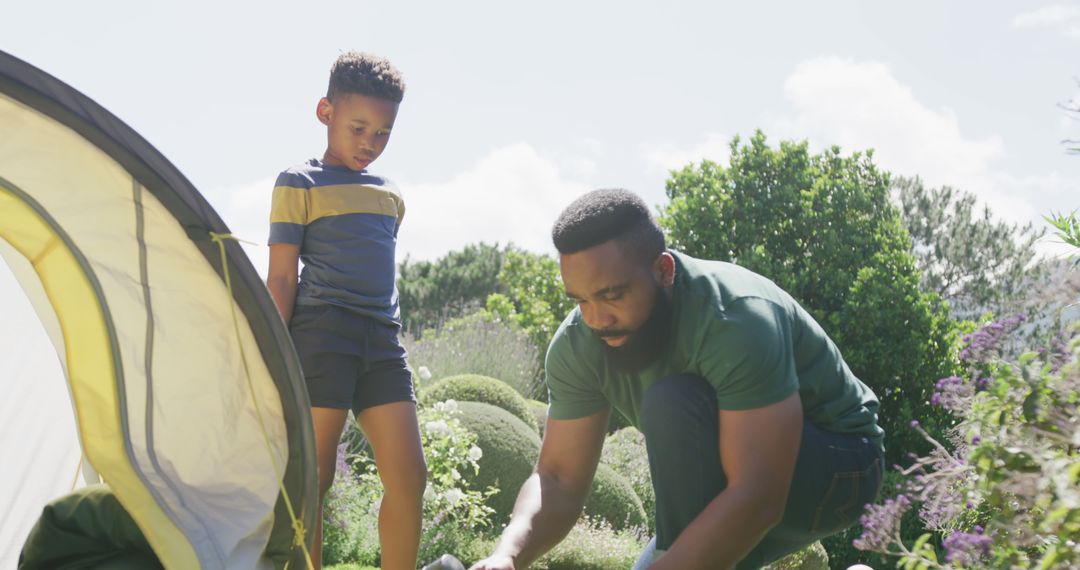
[20,485,162,570]
[0,50,317,569]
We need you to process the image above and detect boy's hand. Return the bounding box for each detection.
[468,554,515,570]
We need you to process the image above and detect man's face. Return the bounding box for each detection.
[561,241,675,369]
[317,93,398,171]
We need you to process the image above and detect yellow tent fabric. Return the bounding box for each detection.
[0,50,316,569]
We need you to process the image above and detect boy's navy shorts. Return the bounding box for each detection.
[289,303,415,414]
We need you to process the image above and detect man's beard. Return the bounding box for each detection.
[598,284,674,374]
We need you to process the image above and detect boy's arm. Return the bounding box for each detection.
[266,243,300,325]
[470,407,610,570]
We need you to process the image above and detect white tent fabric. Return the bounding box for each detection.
[0,258,91,570]
[0,51,315,569]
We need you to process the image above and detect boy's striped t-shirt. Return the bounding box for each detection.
[268,158,405,325]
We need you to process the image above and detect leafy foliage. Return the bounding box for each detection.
[419,373,540,433]
[324,403,497,566]
[453,401,542,524]
[893,176,1044,319]
[398,242,507,334]
[404,310,543,399]
[532,517,649,570]
[854,313,1080,569]
[583,463,647,531]
[658,131,961,465]
[600,427,655,533]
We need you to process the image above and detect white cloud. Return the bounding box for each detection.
[770,57,1054,225]
[1012,4,1080,27]
[641,133,732,174]
[397,143,591,261]
[1012,5,1080,38]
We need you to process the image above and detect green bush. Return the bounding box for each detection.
[532,517,648,570]
[600,427,655,533]
[454,401,542,524]
[321,443,379,566]
[765,541,829,570]
[584,463,647,531]
[527,399,548,437]
[420,374,540,433]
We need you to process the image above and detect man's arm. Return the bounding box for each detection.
[651,393,803,570]
[470,407,610,570]
[266,243,300,325]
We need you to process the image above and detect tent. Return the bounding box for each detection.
[0,50,317,568]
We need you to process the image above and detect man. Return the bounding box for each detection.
[470,189,884,570]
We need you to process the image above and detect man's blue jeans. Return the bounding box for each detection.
[639,374,884,569]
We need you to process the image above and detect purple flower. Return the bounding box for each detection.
[959,314,1026,363]
[932,376,973,412]
[943,530,992,565]
[853,494,912,553]
[335,442,350,476]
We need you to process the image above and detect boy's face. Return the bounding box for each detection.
[316,92,399,171]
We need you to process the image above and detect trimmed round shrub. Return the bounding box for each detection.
[527,399,548,437]
[600,427,655,533]
[454,401,542,524]
[420,374,539,433]
[584,463,646,531]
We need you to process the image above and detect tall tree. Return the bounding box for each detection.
[893,176,1044,319]
[397,242,507,333]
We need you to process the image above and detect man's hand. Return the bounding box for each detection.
[472,408,610,568]
[468,554,515,570]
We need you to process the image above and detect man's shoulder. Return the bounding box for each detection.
[673,250,789,309]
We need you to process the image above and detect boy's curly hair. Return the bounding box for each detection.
[327,51,405,103]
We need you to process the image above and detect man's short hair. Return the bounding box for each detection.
[551,188,666,263]
[327,51,405,103]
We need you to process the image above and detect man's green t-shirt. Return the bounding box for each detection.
[545,250,884,450]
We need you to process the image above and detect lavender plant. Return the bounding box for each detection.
[854,312,1080,569]
[403,311,544,399]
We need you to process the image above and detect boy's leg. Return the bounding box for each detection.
[356,401,427,570]
[354,317,426,570]
[289,304,365,569]
[639,373,883,569]
[310,407,350,570]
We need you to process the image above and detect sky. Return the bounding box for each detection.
[2,1,1078,273]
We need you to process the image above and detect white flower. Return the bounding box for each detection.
[425,420,450,437]
[451,468,461,481]
[468,445,483,461]
[418,366,432,381]
[445,488,464,507]
[443,399,458,413]
[423,484,436,502]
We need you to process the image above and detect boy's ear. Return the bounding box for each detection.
[316,97,333,126]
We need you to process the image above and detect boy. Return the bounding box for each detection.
[266,51,426,570]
